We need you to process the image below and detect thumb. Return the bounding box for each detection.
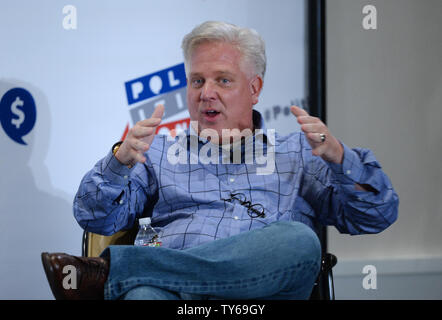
[290,105,309,118]
[151,104,165,120]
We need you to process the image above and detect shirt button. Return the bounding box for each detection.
[234,216,239,220]
[346,170,352,175]
[229,178,235,183]
[124,175,128,179]
[119,200,124,205]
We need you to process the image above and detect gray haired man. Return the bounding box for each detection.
[42,21,398,300]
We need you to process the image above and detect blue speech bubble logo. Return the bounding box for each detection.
[0,88,37,145]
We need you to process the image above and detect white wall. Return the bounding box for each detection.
[326,0,442,298]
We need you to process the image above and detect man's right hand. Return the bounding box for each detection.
[115,104,165,167]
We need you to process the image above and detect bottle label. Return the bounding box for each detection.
[143,234,162,247]
[144,241,162,247]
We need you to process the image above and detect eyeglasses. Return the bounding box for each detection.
[221,192,266,219]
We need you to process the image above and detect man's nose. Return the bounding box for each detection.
[200,81,217,101]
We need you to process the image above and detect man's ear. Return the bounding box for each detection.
[250,76,263,105]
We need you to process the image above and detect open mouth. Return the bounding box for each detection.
[203,110,220,119]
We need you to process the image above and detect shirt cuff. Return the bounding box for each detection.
[325,142,364,185]
[101,149,132,185]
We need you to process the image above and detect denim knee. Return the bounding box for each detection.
[265,221,322,266]
[122,285,181,300]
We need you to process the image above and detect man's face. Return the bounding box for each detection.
[186,41,262,144]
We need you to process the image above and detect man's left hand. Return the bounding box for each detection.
[291,105,344,164]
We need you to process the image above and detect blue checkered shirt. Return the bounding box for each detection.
[74,111,398,250]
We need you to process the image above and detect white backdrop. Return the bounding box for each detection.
[0,0,306,299]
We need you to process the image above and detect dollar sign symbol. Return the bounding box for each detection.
[11,96,25,129]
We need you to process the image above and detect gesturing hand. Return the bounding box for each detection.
[115,104,165,167]
[291,105,344,164]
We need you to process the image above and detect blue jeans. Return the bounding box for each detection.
[100,221,321,300]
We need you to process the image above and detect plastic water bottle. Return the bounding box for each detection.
[134,217,163,247]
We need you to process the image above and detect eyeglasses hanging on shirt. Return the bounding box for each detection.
[221,192,266,219]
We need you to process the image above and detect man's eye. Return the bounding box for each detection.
[220,78,231,84]
[192,79,203,87]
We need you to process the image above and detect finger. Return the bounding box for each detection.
[143,124,160,145]
[131,125,155,138]
[137,117,162,128]
[296,115,321,124]
[301,123,324,133]
[131,105,165,149]
[129,138,150,152]
[306,132,327,144]
[290,105,309,118]
[115,140,147,166]
[136,104,165,128]
[125,142,147,162]
[132,150,146,163]
[151,104,165,119]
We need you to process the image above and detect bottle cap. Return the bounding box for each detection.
[139,217,151,225]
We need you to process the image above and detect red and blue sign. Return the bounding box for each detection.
[123,63,190,138]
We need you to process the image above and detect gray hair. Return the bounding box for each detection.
[181,21,266,79]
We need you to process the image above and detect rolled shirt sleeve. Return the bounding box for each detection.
[73,149,154,235]
[301,137,399,235]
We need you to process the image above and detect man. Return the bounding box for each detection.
[42,21,398,300]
